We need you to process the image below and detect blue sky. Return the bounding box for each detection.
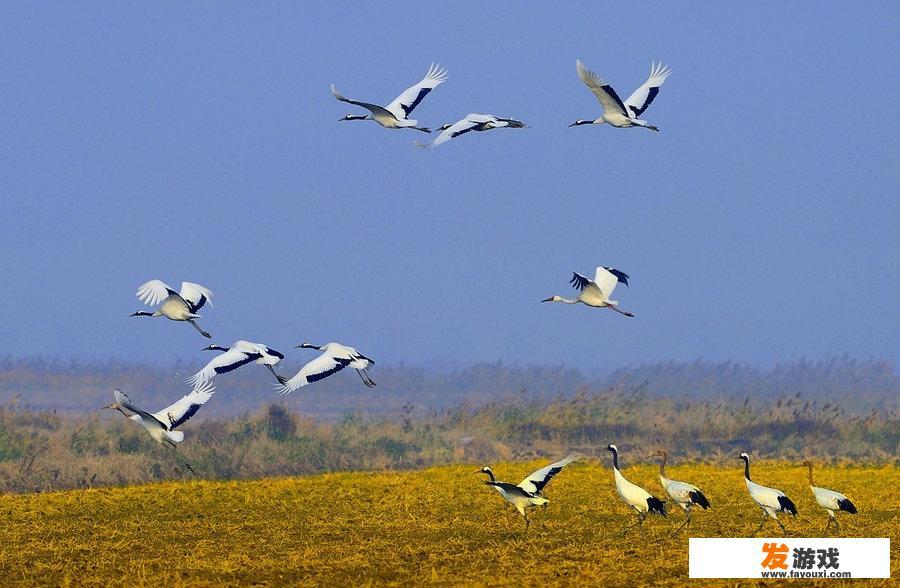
[1,2,897,371]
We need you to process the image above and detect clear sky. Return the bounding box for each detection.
[1,2,897,371]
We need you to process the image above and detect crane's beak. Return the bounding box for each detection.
[101,403,115,410]
[540,297,553,303]
[568,122,578,127]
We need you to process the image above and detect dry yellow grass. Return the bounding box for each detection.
[0,461,896,586]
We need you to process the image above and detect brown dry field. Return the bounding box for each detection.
[0,461,896,586]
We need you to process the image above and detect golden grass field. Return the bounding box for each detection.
[0,460,896,586]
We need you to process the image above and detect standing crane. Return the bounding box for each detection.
[802,460,857,533]
[739,452,797,536]
[606,444,667,536]
[648,449,710,533]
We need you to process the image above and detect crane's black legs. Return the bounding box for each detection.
[357,369,376,388]
[175,447,196,475]
[776,518,787,536]
[673,508,692,535]
[164,446,184,478]
[266,364,288,385]
[166,443,195,476]
[752,509,769,535]
[822,515,841,533]
[414,126,431,133]
[187,319,212,339]
[607,305,635,318]
[623,512,646,537]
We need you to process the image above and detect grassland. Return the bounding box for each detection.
[1,461,896,586]
[3,386,897,493]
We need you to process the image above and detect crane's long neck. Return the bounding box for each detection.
[207,345,230,352]
[610,449,619,471]
[543,296,579,305]
[743,458,752,481]
[658,454,667,478]
[131,311,156,317]
[485,469,496,482]
[806,463,815,486]
[570,119,602,127]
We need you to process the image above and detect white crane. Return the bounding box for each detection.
[648,449,710,533]
[739,452,797,536]
[102,381,215,475]
[331,63,448,133]
[278,342,375,394]
[802,460,857,532]
[414,114,527,148]
[131,279,214,338]
[189,341,287,386]
[479,453,580,497]
[476,455,580,528]
[570,59,672,131]
[542,266,634,317]
[606,444,667,536]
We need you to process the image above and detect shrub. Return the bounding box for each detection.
[264,404,296,441]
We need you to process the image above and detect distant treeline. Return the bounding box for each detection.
[0,356,896,420]
[1,384,896,493]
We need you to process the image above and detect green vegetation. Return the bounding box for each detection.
[0,389,896,493]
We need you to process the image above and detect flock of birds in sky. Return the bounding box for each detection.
[99,59,862,536]
[331,59,673,148]
[111,278,378,469]
[111,263,633,466]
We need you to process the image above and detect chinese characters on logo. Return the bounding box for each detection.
[762,543,840,571]
[761,543,789,570]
